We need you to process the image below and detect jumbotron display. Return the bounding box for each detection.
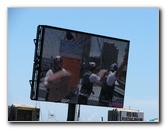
[30,25,130,108]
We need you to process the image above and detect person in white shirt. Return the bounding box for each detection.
[44,55,68,101]
[99,50,128,106]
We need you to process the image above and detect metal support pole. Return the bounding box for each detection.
[67,103,76,121]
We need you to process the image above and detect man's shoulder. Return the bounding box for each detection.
[62,68,66,71]
[46,69,53,74]
[108,71,116,75]
[91,73,97,76]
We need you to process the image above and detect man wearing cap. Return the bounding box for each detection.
[44,55,71,102]
[78,62,103,104]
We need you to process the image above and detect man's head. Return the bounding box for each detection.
[89,62,97,73]
[110,63,118,72]
[52,55,63,69]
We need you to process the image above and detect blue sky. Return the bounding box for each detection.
[8,8,158,121]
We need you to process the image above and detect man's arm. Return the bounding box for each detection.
[89,74,101,85]
[115,49,128,78]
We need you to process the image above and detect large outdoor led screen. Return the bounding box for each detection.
[30,25,130,108]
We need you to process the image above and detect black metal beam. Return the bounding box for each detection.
[67,103,76,121]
